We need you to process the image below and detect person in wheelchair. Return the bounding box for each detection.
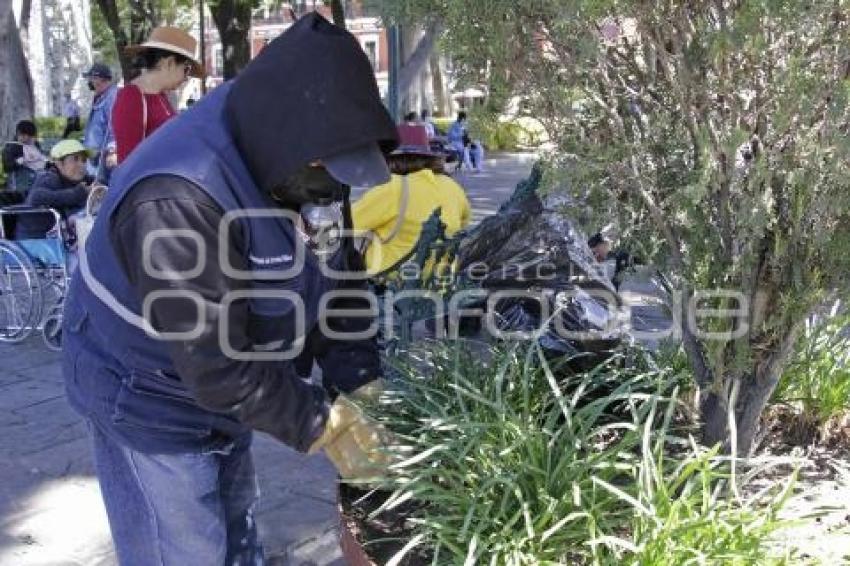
[16,140,94,241]
[15,140,93,272]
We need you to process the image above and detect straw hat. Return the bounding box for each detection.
[125,27,205,78]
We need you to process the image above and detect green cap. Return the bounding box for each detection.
[50,139,92,160]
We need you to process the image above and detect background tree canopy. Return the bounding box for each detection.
[92,0,260,81]
[385,0,850,455]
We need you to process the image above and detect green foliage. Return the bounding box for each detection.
[91,3,120,67]
[431,116,452,133]
[91,0,196,69]
[383,0,850,449]
[362,343,794,564]
[33,118,85,141]
[772,303,850,426]
[470,119,531,151]
[432,116,542,150]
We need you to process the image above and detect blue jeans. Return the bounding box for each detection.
[90,422,264,566]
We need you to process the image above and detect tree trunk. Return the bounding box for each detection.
[209,0,254,80]
[0,0,34,143]
[329,0,345,29]
[430,52,450,117]
[398,20,442,109]
[733,372,781,455]
[94,0,134,81]
[419,47,432,113]
[699,387,731,450]
[700,326,800,456]
[700,369,783,456]
[18,0,31,55]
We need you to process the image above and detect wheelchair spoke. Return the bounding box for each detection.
[0,242,43,343]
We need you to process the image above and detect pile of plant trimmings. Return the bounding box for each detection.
[347,342,798,565]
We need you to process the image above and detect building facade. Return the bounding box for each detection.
[201,2,388,97]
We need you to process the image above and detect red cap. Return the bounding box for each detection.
[392,124,439,157]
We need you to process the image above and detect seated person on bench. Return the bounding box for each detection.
[2,120,48,185]
[352,124,471,274]
[16,140,94,242]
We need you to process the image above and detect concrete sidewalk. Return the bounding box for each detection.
[0,153,537,565]
[0,336,342,565]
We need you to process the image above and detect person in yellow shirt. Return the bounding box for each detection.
[353,124,472,274]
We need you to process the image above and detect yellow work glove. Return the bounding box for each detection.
[348,378,384,402]
[308,393,394,481]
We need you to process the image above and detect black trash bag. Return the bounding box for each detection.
[457,165,545,270]
[458,165,625,370]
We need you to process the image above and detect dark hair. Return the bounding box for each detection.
[421,109,430,119]
[587,233,608,248]
[388,153,445,176]
[457,111,467,121]
[16,120,37,137]
[132,47,188,73]
[403,111,418,122]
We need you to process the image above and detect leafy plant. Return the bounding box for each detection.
[772,302,850,429]
[358,341,794,564]
[32,117,85,142]
[383,0,850,457]
[431,116,536,151]
[470,119,524,151]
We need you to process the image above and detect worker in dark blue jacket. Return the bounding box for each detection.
[62,14,398,564]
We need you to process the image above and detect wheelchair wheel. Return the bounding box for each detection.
[42,307,62,351]
[0,241,43,343]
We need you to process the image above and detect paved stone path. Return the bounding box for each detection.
[0,152,537,565]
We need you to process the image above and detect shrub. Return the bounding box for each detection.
[360,342,795,564]
[772,302,850,431]
[429,116,541,151]
[432,117,453,135]
[469,119,522,151]
[33,117,86,144]
[34,117,66,139]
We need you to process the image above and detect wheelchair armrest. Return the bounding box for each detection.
[0,206,63,241]
[1,204,48,212]
[0,205,61,217]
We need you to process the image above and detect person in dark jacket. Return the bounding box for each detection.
[15,139,93,240]
[62,13,398,565]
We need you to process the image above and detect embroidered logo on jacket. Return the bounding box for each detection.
[249,253,294,266]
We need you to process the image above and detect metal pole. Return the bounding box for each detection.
[199,0,207,94]
[387,24,401,122]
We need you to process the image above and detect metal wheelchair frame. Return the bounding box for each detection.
[0,206,72,350]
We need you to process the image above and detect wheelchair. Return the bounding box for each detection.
[0,186,106,350]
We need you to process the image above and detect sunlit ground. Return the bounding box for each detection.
[769,457,850,563]
[0,476,114,565]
